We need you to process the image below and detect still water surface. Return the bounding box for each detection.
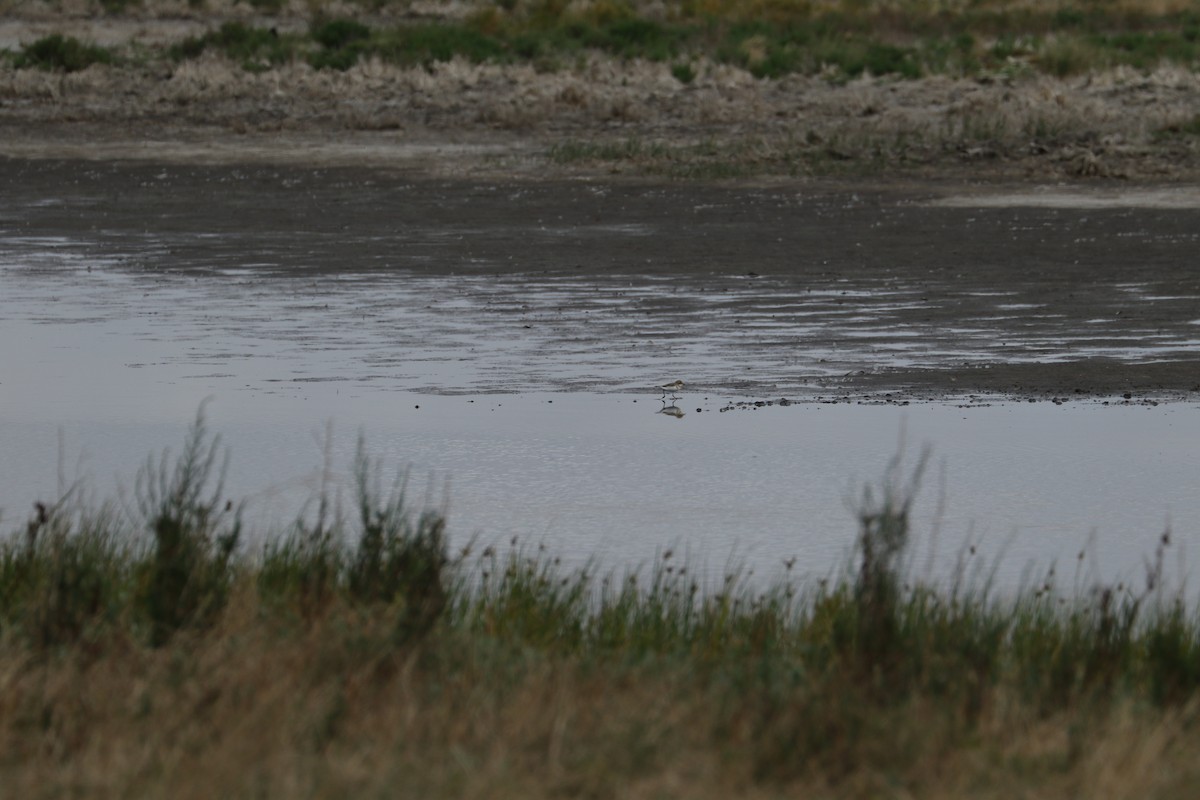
[7,398,1199,591]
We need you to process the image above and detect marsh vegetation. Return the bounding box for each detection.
[3,412,1200,796]
[4,1,1200,180]
[10,0,1200,80]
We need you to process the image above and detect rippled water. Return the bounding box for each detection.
[6,233,1200,405]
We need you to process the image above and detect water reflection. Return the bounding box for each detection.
[657,401,685,419]
[3,396,1198,595]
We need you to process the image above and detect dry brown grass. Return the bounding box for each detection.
[2,579,1200,799]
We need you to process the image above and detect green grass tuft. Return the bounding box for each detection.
[671,60,696,83]
[15,34,114,72]
[170,22,298,72]
[372,23,508,67]
[132,408,241,646]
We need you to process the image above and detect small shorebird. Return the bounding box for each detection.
[658,380,684,394]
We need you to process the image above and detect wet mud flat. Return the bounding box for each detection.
[4,156,1200,403]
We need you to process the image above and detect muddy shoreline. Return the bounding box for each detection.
[4,12,1200,404]
[5,154,1200,403]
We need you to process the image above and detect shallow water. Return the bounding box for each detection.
[3,163,1200,592]
[3,391,1199,591]
[4,255,1199,591]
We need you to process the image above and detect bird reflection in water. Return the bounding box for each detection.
[656,380,686,419]
[658,401,685,419]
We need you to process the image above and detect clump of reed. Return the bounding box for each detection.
[2,413,1200,796]
[258,435,449,642]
